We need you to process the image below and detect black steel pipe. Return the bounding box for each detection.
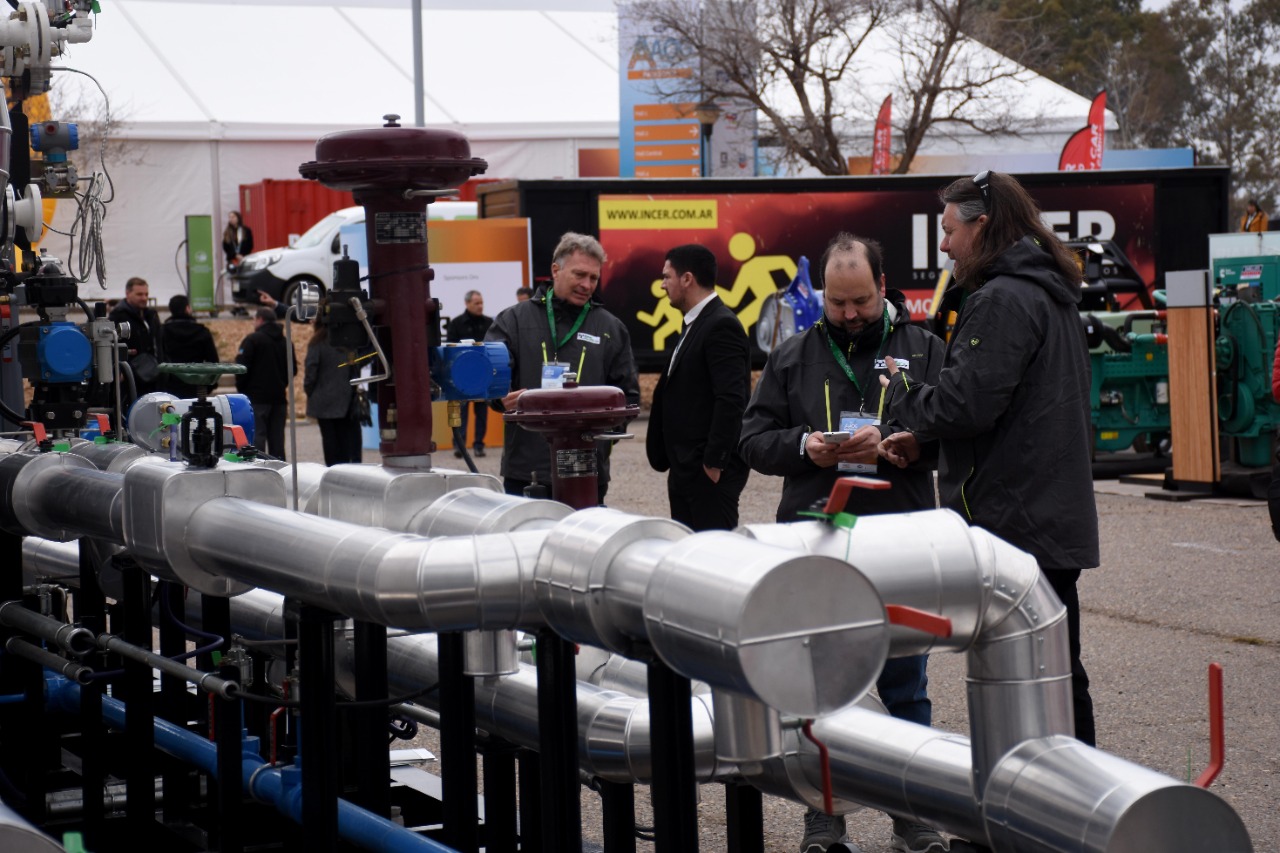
[647,662,698,852]
[300,606,340,853]
[351,620,390,818]
[121,563,156,833]
[2,637,91,684]
[0,600,96,656]
[439,631,478,853]
[536,630,582,852]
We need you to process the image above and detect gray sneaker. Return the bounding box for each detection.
[801,807,853,853]
[891,818,949,853]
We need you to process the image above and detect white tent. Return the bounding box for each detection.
[41,0,1102,305]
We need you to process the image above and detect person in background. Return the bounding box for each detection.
[160,294,219,398]
[515,286,533,302]
[223,210,254,271]
[739,233,947,853]
[235,306,295,460]
[304,312,362,466]
[1240,199,1268,233]
[108,277,164,395]
[446,289,493,457]
[646,244,751,531]
[486,232,640,503]
[880,169,1099,750]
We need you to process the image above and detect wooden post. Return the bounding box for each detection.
[1165,270,1219,486]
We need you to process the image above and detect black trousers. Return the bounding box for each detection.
[1044,568,1096,747]
[459,401,488,447]
[251,402,288,461]
[666,466,748,532]
[318,417,363,466]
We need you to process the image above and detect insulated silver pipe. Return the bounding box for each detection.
[0,799,64,853]
[27,466,127,544]
[740,510,1073,794]
[184,496,548,631]
[187,588,1252,853]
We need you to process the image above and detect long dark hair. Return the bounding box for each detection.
[940,172,1081,289]
[223,211,243,247]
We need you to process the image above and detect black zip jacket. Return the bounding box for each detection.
[883,236,1100,570]
[234,320,296,405]
[740,290,944,521]
[160,316,219,398]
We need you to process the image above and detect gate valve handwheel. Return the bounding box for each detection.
[158,363,246,468]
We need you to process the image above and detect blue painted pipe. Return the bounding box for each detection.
[44,675,457,853]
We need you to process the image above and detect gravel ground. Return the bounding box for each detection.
[283,414,1278,853]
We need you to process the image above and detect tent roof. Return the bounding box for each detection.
[51,0,1101,143]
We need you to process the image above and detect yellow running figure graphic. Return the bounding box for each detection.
[717,233,797,334]
[635,279,684,350]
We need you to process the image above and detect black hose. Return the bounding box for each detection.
[118,359,138,408]
[452,426,479,474]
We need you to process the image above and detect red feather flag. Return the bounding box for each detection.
[1059,90,1106,171]
[871,95,892,175]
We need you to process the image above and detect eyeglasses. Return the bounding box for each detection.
[973,170,992,212]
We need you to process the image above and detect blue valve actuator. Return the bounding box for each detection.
[430,341,511,402]
[37,322,92,382]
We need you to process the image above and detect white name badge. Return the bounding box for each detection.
[874,358,909,371]
[837,413,880,474]
[541,362,569,389]
[576,332,601,345]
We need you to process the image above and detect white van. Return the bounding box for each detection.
[231,201,477,304]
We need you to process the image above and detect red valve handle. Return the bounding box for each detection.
[822,475,891,514]
[885,604,953,639]
[1193,662,1224,788]
[92,414,110,435]
[801,719,834,816]
[225,425,249,450]
[22,421,47,443]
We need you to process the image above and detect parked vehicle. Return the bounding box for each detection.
[231,201,477,304]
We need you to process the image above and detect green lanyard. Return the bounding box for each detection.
[545,296,592,358]
[823,309,891,399]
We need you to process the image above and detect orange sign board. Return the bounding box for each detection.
[636,143,700,162]
[634,123,700,142]
[634,103,696,121]
[635,164,702,179]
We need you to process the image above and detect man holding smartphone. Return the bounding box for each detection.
[739,233,947,853]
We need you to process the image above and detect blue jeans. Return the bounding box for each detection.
[878,654,931,726]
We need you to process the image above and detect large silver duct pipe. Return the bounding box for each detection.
[84,583,1248,853]
[740,510,1073,795]
[0,800,64,853]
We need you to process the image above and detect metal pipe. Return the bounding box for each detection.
[0,600,97,656]
[0,798,63,853]
[198,589,1253,853]
[739,510,1073,793]
[43,677,459,853]
[27,466,127,543]
[95,632,238,700]
[4,637,92,684]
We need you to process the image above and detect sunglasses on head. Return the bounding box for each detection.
[973,170,992,212]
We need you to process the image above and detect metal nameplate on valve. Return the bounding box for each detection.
[555,448,597,479]
[374,211,427,244]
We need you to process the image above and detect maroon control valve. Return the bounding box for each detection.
[505,382,639,510]
[299,114,487,468]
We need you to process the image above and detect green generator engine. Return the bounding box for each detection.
[1087,311,1171,453]
[1216,300,1280,467]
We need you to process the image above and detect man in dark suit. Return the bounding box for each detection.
[645,244,751,531]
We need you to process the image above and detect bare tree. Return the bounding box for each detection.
[889,0,1044,173]
[625,0,1060,175]
[625,0,890,175]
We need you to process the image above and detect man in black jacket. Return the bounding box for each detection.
[235,307,295,460]
[486,232,640,503]
[108,277,164,395]
[881,170,1100,749]
[446,289,493,457]
[161,294,220,398]
[646,244,750,531]
[740,234,948,853]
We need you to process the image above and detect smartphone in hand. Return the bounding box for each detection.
[822,431,851,444]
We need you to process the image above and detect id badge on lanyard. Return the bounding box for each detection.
[541,361,570,389]
[837,409,879,474]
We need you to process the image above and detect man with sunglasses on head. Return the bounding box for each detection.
[879,171,1100,755]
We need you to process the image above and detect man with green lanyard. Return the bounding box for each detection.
[486,232,640,503]
[739,233,947,853]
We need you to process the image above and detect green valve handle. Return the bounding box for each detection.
[158,362,246,391]
[63,832,89,853]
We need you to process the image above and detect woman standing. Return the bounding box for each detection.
[1239,199,1268,233]
[304,316,363,466]
[222,210,254,270]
